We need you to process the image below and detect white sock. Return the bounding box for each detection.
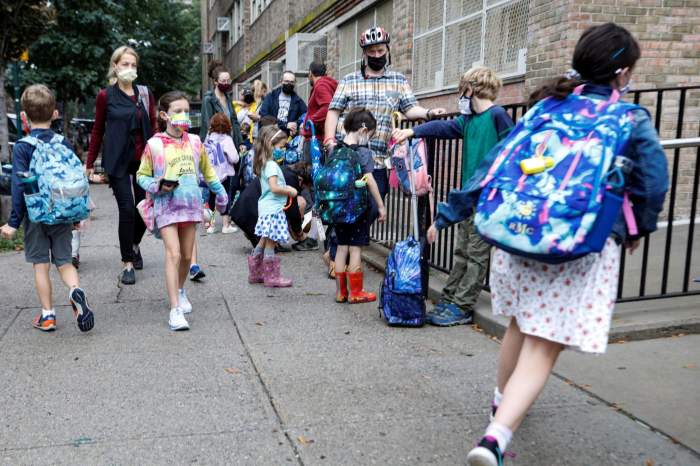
[485,421,512,452]
[41,308,55,318]
[493,387,503,407]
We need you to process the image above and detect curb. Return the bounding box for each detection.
[363,242,700,342]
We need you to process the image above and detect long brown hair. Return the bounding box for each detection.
[253,126,287,176]
[529,23,641,106]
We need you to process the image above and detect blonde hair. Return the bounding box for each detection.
[459,66,502,101]
[253,126,287,176]
[252,79,267,101]
[21,84,55,123]
[107,46,139,85]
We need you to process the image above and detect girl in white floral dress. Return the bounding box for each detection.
[427,23,669,465]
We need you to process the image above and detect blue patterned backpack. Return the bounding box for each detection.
[474,86,641,263]
[313,145,367,225]
[379,236,425,326]
[21,134,89,224]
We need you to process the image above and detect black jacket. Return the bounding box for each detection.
[200,90,243,147]
[258,88,307,133]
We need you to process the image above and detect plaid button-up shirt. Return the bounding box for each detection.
[329,70,418,167]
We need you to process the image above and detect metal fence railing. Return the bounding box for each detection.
[370,85,700,303]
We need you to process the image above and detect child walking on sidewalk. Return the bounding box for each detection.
[247,126,297,287]
[137,91,228,331]
[0,84,94,333]
[203,112,239,234]
[332,109,386,303]
[426,23,668,465]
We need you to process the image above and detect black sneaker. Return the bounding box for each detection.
[275,244,292,253]
[72,255,80,269]
[467,436,505,466]
[69,287,94,332]
[292,237,319,251]
[133,247,143,270]
[121,267,136,285]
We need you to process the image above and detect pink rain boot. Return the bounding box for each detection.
[262,256,293,288]
[247,254,264,284]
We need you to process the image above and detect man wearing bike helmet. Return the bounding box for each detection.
[325,26,445,197]
[322,26,445,277]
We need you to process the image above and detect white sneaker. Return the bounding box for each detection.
[221,224,238,234]
[168,308,189,331]
[206,224,216,234]
[178,288,192,314]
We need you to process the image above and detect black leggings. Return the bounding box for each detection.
[110,160,146,263]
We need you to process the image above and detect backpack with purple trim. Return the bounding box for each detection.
[474,85,641,264]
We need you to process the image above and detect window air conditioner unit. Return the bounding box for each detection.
[516,48,527,74]
[260,61,284,88]
[217,17,231,32]
[285,33,327,73]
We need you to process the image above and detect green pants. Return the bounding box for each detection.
[440,214,491,311]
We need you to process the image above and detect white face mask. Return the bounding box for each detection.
[117,68,138,83]
[458,96,472,115]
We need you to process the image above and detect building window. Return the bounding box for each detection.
[229,0,244,48]
[412,0,530,93]
[337,1,393,79]
[251,0,273,23]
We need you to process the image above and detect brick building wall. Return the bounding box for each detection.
[202,0,699,218]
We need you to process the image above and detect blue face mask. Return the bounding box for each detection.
[272,147,285,164]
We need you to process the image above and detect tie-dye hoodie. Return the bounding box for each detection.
[137,132,227,229]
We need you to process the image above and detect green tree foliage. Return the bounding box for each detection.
[24,0,201,112]
[0,0,53,161]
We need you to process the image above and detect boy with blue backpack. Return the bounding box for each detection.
[392,67,513,326]
[316,109,386,303]
[0,85,95,333]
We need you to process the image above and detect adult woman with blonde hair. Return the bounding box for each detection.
[87,45,157,284]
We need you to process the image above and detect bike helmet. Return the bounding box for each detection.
[360,26,390,48]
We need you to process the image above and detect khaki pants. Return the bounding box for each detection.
[440,214,491,311]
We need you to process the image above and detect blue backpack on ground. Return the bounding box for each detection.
[474,85,641,264]
[379,236,425,326]
[313,145,368,225]
[379,134,426,327]
[21,134,89,225]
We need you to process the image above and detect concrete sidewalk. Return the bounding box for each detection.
[0,184,698,465]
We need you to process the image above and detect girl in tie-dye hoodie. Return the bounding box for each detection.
[137,91,227,331]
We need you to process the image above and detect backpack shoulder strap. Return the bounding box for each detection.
[137,85,150,117]
[19,135,39,147]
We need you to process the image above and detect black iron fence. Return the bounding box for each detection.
[370,85,700,302]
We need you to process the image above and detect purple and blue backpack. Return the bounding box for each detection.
[475,85,641,264]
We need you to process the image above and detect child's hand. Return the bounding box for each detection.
[0,224,17,240]
[378,206,387,223]
[426,224,438,244]
[625,238,641,254]
[391,128,414,144]
[160,184,175,193]
[287,186,298,198]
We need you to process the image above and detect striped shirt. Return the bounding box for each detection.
[329,70,418,167]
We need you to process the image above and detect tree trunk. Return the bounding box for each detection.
[0,68,10,163]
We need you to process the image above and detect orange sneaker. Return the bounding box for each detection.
[32,313,56,332]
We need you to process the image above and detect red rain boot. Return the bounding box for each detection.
[348,270,376,304]
[335,272,348,303]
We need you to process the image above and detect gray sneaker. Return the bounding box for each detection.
[121,267,136,285]
[292,237,319,251]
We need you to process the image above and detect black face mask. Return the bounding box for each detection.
[282,83,295,95]
[366,54,387,72]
